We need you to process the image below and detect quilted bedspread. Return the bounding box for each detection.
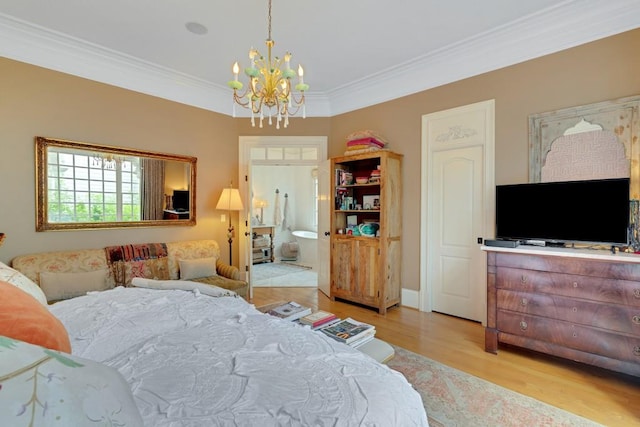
[51,286,429,426]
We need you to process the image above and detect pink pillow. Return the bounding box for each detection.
[0,281,71,353]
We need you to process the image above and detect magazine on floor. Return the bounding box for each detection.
[319,317,375,344]
[348,331,376,348]
[266,301,312,321]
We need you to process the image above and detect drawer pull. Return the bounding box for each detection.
[634,289,640,299]
[572,281,578,288]
[634,346,640,357]
[521,275,528,284]
[572,307,578,313]
[520,298,528,307]
[519,321,528,331]
[633,315,640,325]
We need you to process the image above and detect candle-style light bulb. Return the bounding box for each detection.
[232,62,240,81]
[298,64,304,84]
[284,52,291,70]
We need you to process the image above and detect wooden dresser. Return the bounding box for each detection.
[484,246,640,377]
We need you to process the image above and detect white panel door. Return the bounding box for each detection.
[431,147,484,321]
[317,160,331,297]
[421,99,494,324]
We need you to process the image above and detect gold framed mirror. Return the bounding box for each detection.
[36,136,197,231]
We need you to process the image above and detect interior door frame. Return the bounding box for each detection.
[238,136,328,299]
[419,99,495,325]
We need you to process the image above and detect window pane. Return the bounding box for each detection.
[266,147,283,160]
[301,147,318,160]
[284,147,301,160]
[250,147,266,160]
[75,167,89,180]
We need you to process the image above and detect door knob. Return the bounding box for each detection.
[324,231,330,236]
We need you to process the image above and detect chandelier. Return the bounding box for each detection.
[227,0,308,129]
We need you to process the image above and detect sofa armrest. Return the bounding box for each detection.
[216,259,240,281]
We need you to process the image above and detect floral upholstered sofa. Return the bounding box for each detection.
[11,240,248,302]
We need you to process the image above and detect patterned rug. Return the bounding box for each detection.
[387,346,603,427]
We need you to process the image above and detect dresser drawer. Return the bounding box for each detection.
[497,310,640,363]
[497,289,640,335]
[496,267,640,307]
[495,252,640,279]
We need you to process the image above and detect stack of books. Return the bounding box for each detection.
[319,317,376,348]
[299,310,339,329]
[369,168,381,183]
[335,169,354,186]
[265,301,312,321]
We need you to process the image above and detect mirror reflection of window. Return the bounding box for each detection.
[36,136,197,231]
[47,147,142,223]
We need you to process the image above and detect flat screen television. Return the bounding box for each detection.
[495,178,630,246]
[172,190,189,212]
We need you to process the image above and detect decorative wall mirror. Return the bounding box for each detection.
[528,95,639,197]
[36,136,197,231]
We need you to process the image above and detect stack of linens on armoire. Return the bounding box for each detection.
[344,130,388,155]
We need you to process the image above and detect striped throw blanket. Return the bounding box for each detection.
[105,243,169,286]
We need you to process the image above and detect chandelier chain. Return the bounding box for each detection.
[267,0,272,40]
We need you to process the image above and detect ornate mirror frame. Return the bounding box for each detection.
[36,136,197,231]
[528,95,639,197]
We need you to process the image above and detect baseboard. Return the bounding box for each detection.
[401,288,420,310]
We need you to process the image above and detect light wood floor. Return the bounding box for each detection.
[250,287,640,426]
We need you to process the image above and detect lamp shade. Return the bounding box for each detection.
[216,188,244,211]
[254,199,268,209]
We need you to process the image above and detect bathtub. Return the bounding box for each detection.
[292,230,318,271]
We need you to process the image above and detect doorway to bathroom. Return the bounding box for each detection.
[238,136,329,298]
[251,164,318,287]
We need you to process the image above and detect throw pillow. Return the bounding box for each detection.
[0,261,48,306]
[0,281,71,353]
[40,269,109,302]
[179,257,218,280]
[0,336,143,426]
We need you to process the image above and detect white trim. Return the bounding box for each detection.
[1,1,639,117]
[238,136,328,299]
[401,288,420,310]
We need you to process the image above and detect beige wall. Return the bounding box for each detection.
[328,29,640,292]
[1,29,639,293]
[0,58,242,263]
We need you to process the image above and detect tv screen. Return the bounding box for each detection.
[172,190,189,212]
[496,178,630,245]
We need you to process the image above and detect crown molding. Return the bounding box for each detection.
[0,12,333,117]
[327,0,640,115]
[1,1,639,118]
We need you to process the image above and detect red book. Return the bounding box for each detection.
[300,311,338,328]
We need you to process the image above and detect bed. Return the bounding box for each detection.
[2,275,429,426]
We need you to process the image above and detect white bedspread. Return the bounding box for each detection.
[51,286,429,426]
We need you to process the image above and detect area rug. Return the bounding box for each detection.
[387,345,603,427]
[252,262,316,287]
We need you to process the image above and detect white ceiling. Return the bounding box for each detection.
[1,0,639,118]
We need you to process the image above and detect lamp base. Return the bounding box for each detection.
[227,223,235,265]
